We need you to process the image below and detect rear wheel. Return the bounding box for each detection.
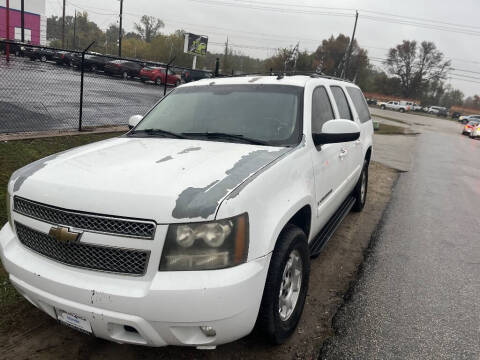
[257,225,310,344]
[399,108,405,113]
[40,55,47,62]
[352,160,368,212]
[381,105,386,110]
[122,71,128,79]
[155,77,162,85]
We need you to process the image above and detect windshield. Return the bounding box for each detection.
[132,84,304,146]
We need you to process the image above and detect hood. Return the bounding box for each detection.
[10,137,290,223]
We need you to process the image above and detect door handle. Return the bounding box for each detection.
[339,148,348,159]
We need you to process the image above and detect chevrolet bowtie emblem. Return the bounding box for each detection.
[49,226,81,244]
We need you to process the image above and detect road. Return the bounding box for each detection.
[321,110,480,359]
[0,56,171,133]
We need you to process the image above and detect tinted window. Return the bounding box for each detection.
[311,87,335,133]
[347,87,371,123]
[331,86,352,120]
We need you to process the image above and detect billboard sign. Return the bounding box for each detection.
[184,33,208,56]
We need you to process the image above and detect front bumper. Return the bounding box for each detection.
[0,223,270,347]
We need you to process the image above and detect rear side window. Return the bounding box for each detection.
[311,87,335,133]
[330,86,352,120]
[347,87,371,123]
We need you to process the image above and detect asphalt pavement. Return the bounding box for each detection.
[0,56,171,133]
[321,114,480,359]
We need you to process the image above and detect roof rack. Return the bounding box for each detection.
[225,71,354,83]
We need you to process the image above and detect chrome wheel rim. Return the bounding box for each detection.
[360,171,366,203]
[279,249,303,321]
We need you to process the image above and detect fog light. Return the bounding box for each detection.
[200,325,216,337]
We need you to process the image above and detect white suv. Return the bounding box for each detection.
[1,75,373,348]
[379,100,409,112]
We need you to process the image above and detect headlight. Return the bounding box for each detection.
[159,214,249,271]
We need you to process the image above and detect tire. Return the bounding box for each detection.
[175,79,180,87]
[257,225,310,344]
[352,160,368,212]
[381,105,386,110]
[155,77,162,85]
[399,108,405,113]
[91,65,97,72]
[40,55,47,62]
[122,71,128,79]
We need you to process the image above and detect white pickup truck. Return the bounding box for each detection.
[1,75,373,348]
[378,100,410,112]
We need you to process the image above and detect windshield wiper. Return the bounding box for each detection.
[182,132,268,145]
[131,128,186,139]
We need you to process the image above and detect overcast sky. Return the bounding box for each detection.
[46,0,480,96]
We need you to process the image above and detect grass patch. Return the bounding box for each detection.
[373,114,411,125]
[0,132,123,309]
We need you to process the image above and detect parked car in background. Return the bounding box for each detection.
[451,111,462,119]
[469,122,480,139]
[140,67,181,86]
[1,75,372,348]
[459,114,480,124]
[104,60,145,79]
[428,106,448,117]
[182,69,213,83]
[400,101,420,111]
[72,54,110,72]
[462,120,480,135]
[0,40,27,56]
[24,47,56,62]
[53,51,74,66]
[378,101,410,112]
[366,98,377,105]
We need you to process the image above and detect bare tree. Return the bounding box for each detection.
[385,40,450,98]
[134,15,164,43]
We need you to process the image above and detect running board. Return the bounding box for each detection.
[309,196,356,257]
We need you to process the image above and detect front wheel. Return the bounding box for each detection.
[257,225,310,344]
[381,105,386,110]
[399,108,405,113]
[122,71,128,79]
[352,160,368,212]
[155,77,162,85]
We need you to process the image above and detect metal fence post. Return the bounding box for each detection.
[164,56,176,97]
[78,41,95,131]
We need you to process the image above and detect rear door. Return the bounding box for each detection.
[311,86,345,227]
[330,85,358,196]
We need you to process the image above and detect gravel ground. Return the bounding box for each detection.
[0,162,397,360]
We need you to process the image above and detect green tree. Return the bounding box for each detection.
[134,16,164,43]
[385,40,450,98]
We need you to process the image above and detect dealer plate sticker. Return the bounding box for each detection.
[56,309,92,334]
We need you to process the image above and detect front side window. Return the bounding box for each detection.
[347,87,371,123]
[331,86,353,120]
[133,85,304,146]
[311,86,335,134]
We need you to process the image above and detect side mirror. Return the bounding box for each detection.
[312,119,360,146]
[128,114,143,129]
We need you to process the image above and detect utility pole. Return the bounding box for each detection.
[5,0,10,61]
[21,0,25,42]
[62,0,66,48]
[343,10,359,80]
[73,9,77,49]
[118,0,124,57]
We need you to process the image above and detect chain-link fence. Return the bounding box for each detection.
[0,40,214,134]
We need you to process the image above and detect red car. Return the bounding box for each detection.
[139,67,180,86]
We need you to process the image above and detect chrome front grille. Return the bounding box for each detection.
[15,222,150,275]
[14,196,156,239]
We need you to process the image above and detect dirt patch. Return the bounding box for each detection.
[0,162,398,360]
